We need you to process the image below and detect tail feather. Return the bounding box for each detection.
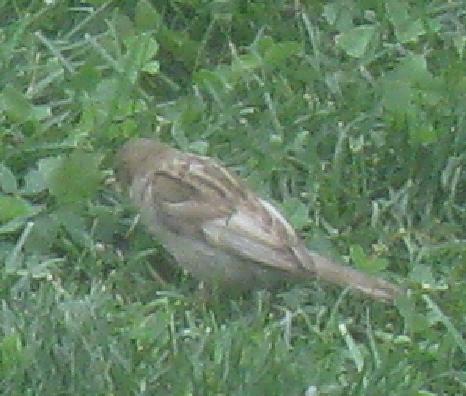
[293,244,401,301]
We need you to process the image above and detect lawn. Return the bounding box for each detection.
[1,1,465,395]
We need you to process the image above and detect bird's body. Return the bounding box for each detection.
[116,138,401,301]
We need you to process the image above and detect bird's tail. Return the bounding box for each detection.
[294,244,401,301]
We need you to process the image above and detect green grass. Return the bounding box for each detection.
[1,1,466,394]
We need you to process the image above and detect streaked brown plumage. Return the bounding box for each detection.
[116,138,401,301]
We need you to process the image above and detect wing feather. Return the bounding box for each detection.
[203,217,299,272]
[202,198,304,273]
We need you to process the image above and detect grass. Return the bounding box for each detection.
[1,1,466,395]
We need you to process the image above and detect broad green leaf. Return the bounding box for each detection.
[0,195,36,223]
[142,60,160,75]
[409,121,438,145]
[21,169,47,195]
[282,198,309,230]
[231,53,262,75]
[55,208,91,248]
[408,264,435,286]
[195,68,228,89]
[263,41,301,67]
[0,334,24,371]
[336,25,375,58]
[0,85,34,123]
[0,85,50,123]
[24,215,59,254]
[350,244,366,265]
[0,217,28,234]
[158,26,199,68]
[112,11,135,39]
[69,61,102,93]
[123,33,159,82]
[126,33,160,63]
[396,294,430,333]
[135,0,162,31]
[193,69,229,102]
[322,4,338,25]
[386,0,425,43]
[395,54,432,86]
[350,244,388,273]
[453,35,466,59]
[38,151,103,205]
[381,79,412,113]
[188,141,209,155]
[0,163,17,194]
[89,205,119,243]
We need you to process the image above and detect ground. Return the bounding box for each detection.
[0,1,465,395]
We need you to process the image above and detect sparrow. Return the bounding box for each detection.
[116,138,401,301]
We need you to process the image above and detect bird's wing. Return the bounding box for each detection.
[147,151,306,272]
[201,197,309,273]
[147,153,247,232]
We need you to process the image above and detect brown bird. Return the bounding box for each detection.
[116,138,401,301]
